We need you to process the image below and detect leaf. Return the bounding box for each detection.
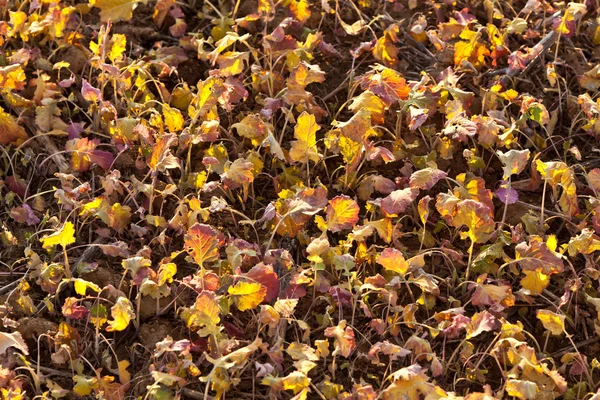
[81,79,102,102]
[0,331,29,355]
[515,236,564,275]
[41,221,76,250]
[148,134,179,172]
[108,34,127,62]
[106,297,135,332]
[326,195,360,232]
[286,0,311,23]
[367,341,411,365]
[566,228,600,256]
[90,304,108,328]
[232,114,272,145]
[520,270,550,295]
[373,24,399,67]
[10,204,40,226]
[90,0,142,23]
[377,248,409,276]
[290,112,321,164]
[466,311,497,339]
[471,281,515,309]
[496,181,518,205]
[453,29,490,68]
[286,342,318,361]
[73,278,101,296]
[452,199,495,244]
[380,188,419,216]
[246,263,279,302]
[357,65,410,105]
[222,158,255,190]
[497,149,530,179]
[184,291,221,337]
[409,167,447,190]
[228,281,267,311]
[0,106,28,145]
[62,297,89,319]
[536,310,565,336]
[66,138,114,172]
[324,320,356,357]
[348,91,387,124]
[162,104,184,133]
[184,223,225,266]
[382,364,434,399]
[506,379,538,400]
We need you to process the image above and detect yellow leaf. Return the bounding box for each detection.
[520,270,549,295]
[377,248,409,276]
[163,104,184,133]
[73,278,101,296]
[536,309,565,336]
[118,360,131,385]
[158,263,176,286]
[281,371,310,394]
[453,29,490,68]
[90,0,142,22]
[286,0,310,23]
[452,199,495,244]
[326,195,360,233]
[373,25,399,67]
[108,34,127,62]
[228,281,266,311]
[286,342,319,361]
[0,65,26,92]
[290,112,321,164]
[0,106,28,146]
[184,291,221,337]
[41,221,76,250]
[506,379,538,400]
[106,297,134,332]
[73,375,98,396]
[348,91,387,124]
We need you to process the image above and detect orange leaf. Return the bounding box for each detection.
[184,223,225,266]
[377,248,409,276]
[326,195,360,232]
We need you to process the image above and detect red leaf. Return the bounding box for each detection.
[245,263,279,302]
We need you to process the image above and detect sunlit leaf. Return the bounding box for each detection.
[106,297,135,332]
[326,195,360,232]
[90,0,143,22]
[324,320,355,357]
[520,270,550,295]
[409,167,447,190]
[41,221,76,250]
[66,138,114,172]
[290,112,321,164]
[536,310,565,336]
[497,149,530,179]
[228,281,267,311]
[377,248,409,276]
[184,291,221,337]
[506,379,538,400]
[0,331,28,355]
[0,106,28,145]
[162,104,184,133]
[184,223,225,266]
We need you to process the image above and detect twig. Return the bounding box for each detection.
[551,336,600,358]
[181,388,216,400]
